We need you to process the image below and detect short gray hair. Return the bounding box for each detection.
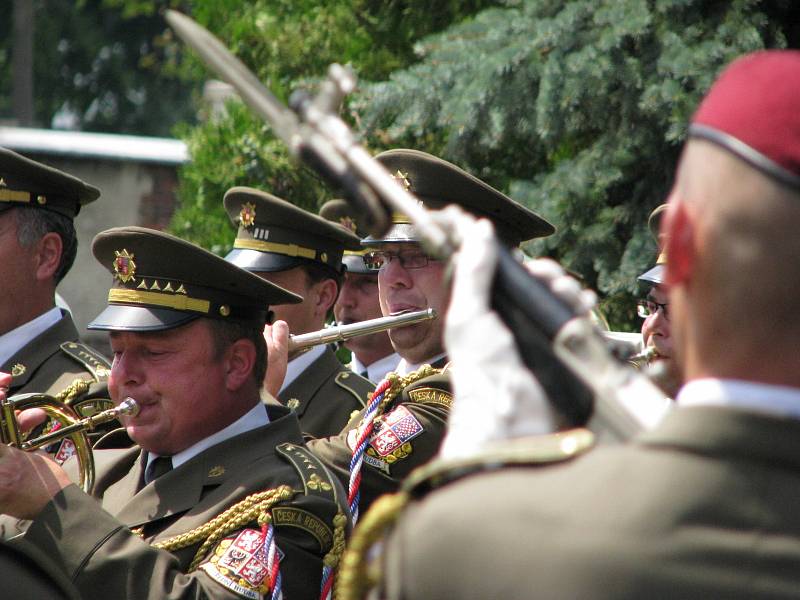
[14,207,78,283]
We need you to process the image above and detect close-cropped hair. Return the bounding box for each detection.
[207,318,267,385]
[302,261,344,308]
[14,207,78,283]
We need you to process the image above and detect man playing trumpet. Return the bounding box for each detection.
[0,226,349,599]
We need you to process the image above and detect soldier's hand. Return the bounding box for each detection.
[0,445,72,519]
[439,208,558,459]
[263,320,289,398]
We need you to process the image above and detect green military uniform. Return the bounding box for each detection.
[308,361,452,514]
[375,406,800,599]
[0,538,80,600]
[19,405,347,600]
[224,187,374,437]
[278,347,374,438]
[309,150,554,517]
[0,147,115,450]
[8,226,354,599]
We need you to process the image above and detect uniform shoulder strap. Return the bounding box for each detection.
[59,342,111,382]
[334,371,375,408]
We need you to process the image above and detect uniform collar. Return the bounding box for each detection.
[352,352,402,383]
[280,343,326,393]
[395,353,447,377]
[677,377,800,420]
[0,306,63,367]
[146,401,269,472]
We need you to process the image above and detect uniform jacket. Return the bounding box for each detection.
[308,360,451,516]
[0,538,80,600]
[1,311,115,449]
[381,405,800,599]
[278,346,374,438]
[1,311,110,398]
[20,405,350,600]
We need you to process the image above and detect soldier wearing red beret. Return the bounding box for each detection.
[365,50,800,599]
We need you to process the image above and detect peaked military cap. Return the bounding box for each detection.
[638,204,668,285]
[318,199,375,275]
[88,226,301,332]
[224,187,362,274]
[363,149,555,247]
[0,147,100,218]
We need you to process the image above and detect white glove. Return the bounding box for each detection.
[437,208,567,460]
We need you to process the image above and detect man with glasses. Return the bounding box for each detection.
[374,50,800,599]
[305,149,554,517]
[637,204,681,398]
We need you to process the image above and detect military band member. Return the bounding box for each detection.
[224,189,375,438]
[0,147,113,452]
[371,50,800,599]
[304,149,554,518]
[319,199,400,383]
[637,204,681,398]
[0,537,80,600]
[0,227,350,599]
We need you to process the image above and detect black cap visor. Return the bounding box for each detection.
[225,248,309,273]
[637,264,665,285]
[88,304,200,332]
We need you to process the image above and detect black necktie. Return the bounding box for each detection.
[145,455,173,484]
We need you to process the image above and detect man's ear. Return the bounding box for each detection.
[224,338,257,391]
[313,278,339,318]
[664,199,695,287]
[35,232,63,282]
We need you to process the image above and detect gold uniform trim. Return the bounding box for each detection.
[234,238,316,259]
[0,188,31,203]
[108,288,211,313]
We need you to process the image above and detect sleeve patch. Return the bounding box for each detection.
[367,405,423,460]
[199,529,277,599]
[271,506,333,552]
[407,386,452,409]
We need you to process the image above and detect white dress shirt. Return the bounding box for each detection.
[350,352,402,383]
[677,378,800,419]
[145,401,270,476]
[279,344,326,393]
[394,353,448,377]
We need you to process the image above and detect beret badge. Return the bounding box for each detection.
[113,249,137,283]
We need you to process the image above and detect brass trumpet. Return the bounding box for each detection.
[288,308,437,353]
[0,393,138,492]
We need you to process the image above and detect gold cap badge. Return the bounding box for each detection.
[113,249,137,283]
[393,170,412,192]
[239,202,257,228]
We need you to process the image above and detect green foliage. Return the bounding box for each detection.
[0,0,199,135]
[172,102,327,254]
[355,0,800,329]
[171,0,498,243]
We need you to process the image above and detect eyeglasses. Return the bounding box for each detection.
[637,299,669,320]
[363,250,436,270]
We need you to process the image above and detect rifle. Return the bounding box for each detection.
[165,10,670,441]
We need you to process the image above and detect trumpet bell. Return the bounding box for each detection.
[0,394,139,493]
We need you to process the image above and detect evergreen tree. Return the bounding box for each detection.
[355,0,800,328]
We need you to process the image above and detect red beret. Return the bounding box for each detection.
[689,50,800,189]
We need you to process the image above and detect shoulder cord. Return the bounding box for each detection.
[335,491,410,600]
[346,365,437,524]
[149,483,295,597]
